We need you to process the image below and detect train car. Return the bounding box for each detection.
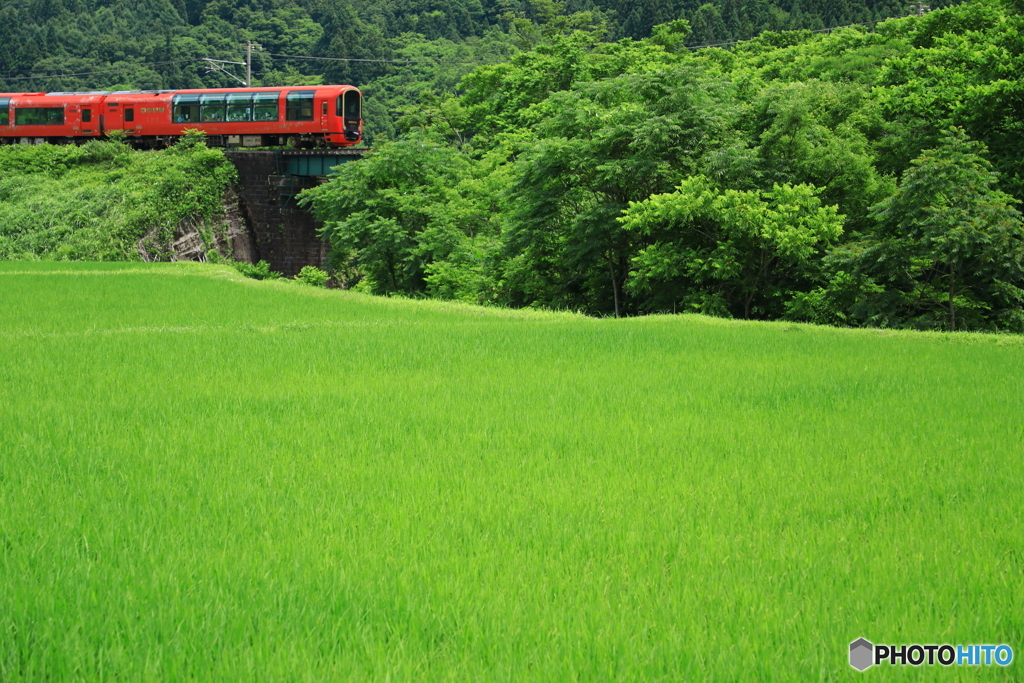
[0,92,107,143]
[0,85,362,148]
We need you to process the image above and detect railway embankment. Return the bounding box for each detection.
[136,187,254,264]
[0,137,239,263]
[0,139,360,275]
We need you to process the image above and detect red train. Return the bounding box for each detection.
[0,85,362,148]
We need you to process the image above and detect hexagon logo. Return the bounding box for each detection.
[850,638,874,671]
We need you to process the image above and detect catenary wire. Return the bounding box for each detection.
[0,56,243,81]
[0,15,906,83]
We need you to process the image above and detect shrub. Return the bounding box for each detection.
[295,265,330,287]
[234,260,282,280]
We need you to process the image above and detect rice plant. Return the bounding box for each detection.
[1,262,1021,681]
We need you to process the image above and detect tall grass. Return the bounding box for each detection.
[0,140,235,261]
[1,262,1021,681]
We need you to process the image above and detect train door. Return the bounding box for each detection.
[102,102,124,133]
[320,97,329,131]
[80,106,95,135]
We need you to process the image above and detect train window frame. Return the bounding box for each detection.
[285,90,316,122]
[0,97,9,126]
[82,108,92,123]
[124,108,134,122]
[226,93,253,123]
[200,93,227,123]
[172,94,201,124]
[14,107,65,126]
[340,90,361,119]
[252,92,280,122]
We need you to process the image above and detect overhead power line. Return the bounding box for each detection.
[201,57,247,86]
[0,13,917,84]
[1,58,205,81]
[684,16,892,50]
[264,52,506,66]
[0,51,504,83]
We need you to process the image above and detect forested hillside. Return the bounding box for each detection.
[0,0,962,91]
[301,0,1024,331]
[0,0,968,142]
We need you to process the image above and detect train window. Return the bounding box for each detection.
[252,92,280,121]
[341,90,361,118]
[0,97,9,126]
[124,108,134,122]
[226,93,253,122]
[82,109,91,123]
[172,94,200,123]
[200,94,226,122]
[285,90,315,121]
[322,102,328,116]
[14,107,65,126]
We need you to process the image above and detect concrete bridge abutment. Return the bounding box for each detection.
[223,149,362,277]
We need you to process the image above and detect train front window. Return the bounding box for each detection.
[0,98,9,126]
[342,90,361,119]
[285,90,315,121]
[227,93,253,122]
[172,94,200,123]
[14,107,64,125]
[252,92,280,121]
[200,94,226,122]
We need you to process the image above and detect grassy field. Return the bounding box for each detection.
[0,262,1021,681]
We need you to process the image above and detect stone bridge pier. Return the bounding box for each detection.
[223,149,363,277]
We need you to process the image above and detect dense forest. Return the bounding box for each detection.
[0,0,964,139]
[300,0,1024,331]
[2,0,1023,331]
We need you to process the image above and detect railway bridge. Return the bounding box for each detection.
[223,148,364,277]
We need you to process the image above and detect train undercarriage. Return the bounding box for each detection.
[0,133,341,150]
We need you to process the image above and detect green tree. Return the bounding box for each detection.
[802,128,1024,330]
[725,80,893,231]
[299,134,482,295]
[621,174,844,317]
[502,63,735,315]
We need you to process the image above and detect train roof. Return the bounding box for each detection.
[3,86,360,98]
[44,91,144,96]
[2,92,106,102]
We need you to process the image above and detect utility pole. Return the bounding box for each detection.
[241,42,262,87]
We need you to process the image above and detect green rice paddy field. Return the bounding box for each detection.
[0,261,1022,681]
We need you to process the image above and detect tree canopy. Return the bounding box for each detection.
[5,0,1023,332]
[301,0,1024,331]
